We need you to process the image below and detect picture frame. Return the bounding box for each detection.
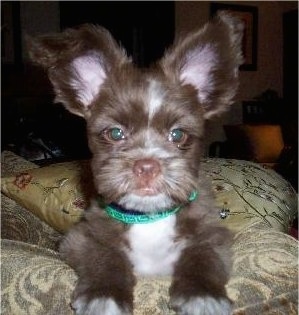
[210,2,258,71]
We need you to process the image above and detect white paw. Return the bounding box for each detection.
[72,297,131,315]
[171,296,232,315]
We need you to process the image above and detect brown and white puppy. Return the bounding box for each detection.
[28,12,243,315]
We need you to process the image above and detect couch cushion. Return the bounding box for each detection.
[1,150,39,176]
[2,226,298,315]
[1,194,61,249]
[202,159,297,233]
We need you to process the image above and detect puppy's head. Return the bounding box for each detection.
[28,12,243,212]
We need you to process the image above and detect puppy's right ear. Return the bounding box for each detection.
[27,25,130,117]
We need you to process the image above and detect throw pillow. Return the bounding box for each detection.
[1,160,95,233]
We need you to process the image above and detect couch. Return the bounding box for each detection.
[1,150,298,315]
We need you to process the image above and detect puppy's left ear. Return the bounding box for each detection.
[160,12,244,119]
[27,24,130,118]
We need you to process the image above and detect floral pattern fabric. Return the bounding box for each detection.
[1,226,298,315]
[201,159,297,233]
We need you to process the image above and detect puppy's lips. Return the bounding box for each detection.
[133,187,159,196]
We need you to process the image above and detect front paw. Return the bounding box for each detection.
[170,296,232,315]
[72,296,131,315]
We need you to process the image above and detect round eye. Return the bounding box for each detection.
[168,129,187,144]
[105,128,126,141]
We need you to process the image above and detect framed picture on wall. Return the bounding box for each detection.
[210,2,258,71]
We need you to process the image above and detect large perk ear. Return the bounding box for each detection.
[27,24,130,117]
[160,12,244,119]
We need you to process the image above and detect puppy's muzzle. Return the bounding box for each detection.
[133,159,161,193]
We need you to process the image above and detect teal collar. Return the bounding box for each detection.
[98,191,198,224]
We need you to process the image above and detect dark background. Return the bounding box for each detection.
[1,2,297,190]
[2,1,175,161]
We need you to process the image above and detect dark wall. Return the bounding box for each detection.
[282,9,298,149]
[283,9,298,120]
[60,1,175,67]
[2,1,175,163]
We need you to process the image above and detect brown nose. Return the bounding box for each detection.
[133,159,161,178]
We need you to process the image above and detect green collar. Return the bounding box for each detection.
[98,191,198,224]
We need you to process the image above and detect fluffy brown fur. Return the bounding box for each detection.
[28,12,243,315]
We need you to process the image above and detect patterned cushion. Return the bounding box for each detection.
[1,159,93,233]
[2,226,298,315]
[202,159,297,233]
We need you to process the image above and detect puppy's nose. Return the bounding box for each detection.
[133,159,161,178]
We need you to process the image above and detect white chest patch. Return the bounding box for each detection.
[125,216,185,276]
